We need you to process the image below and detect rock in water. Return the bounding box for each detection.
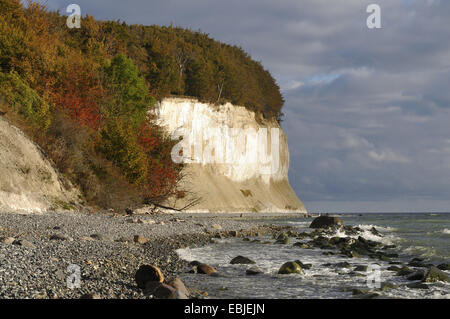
[135,265,164,289]
[278,261,303,275]
[197,264,218,275]
[422,266,450,283]
[437,263,450,271]
[309,216,344,229]
[230,256,256,265]
[246,266,263,275]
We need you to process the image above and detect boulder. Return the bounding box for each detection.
[309,216,343,229]
[379,282,397,291]
[354,265,368,272]
[246,266,263,275]
[135,264,164,289]
[197,263,217,275]
[406,270,425,281]
[334,262,352,269]
[422,266,450,283]
[152,283,187,299]
[294,260,312,270]
[437,263,450,271]
[275,232,289,244]
[396,266,413,276]
[167,277,190,297]
[278,261,303,275]
[406,282,429,289]
[230,256,256,265]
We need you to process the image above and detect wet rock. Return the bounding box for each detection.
[189,261,202,267]
[422,266,450,283]
[334,262,352,269]
[275,233,289,244]
[396,266,413,276]
[294,260,312,270]
[437,263,450,271]
[309,216,344,229]
[287,230,299,237]
[355,293,380,299]
[293,242,311,249]
[230,256,256,265]
[387,266,401,272]
[406,270,426,281]
[408,260,429,268]
[354,265,368,272]
[278,261,303,275]
[341,249,361,258]
[352,288,369,295]
[135,264,164,289]
[229,231,239,237]
[379,282,398,291]
[197,264,217,275]
[370,227,382,236]
[406,282,429,289]
[246,266,263,275]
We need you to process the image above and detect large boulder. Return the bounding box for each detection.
[278,261,303,275]
[230,256,256,265]
[166,277,190,297]
[309,216,344,229]
[135,264,164,289]
[197,263,217,275]
[422,266,450,283]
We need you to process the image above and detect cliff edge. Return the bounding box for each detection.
[0,117,81,213]
[155,97,307,213]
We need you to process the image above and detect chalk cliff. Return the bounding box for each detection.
[155,97,307,213]
[0,117,81,213]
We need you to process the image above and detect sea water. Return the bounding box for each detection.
[176,213,450,299]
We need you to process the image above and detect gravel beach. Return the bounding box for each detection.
[0,210,297,299]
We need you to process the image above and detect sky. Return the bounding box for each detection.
[37,0,450,213]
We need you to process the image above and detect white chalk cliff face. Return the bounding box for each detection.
[0,117,81,213]
[155,97,307,213]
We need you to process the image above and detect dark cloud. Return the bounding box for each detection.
[40,0,450,212]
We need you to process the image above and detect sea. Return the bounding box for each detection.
[176,212,450,299]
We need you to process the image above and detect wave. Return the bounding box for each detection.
[426,228,450,236]
[404,245,437,258]
[356,224,398,232]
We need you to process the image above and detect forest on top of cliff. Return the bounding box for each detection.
[0,0,283,210]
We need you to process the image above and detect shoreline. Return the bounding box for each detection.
[0,210,292,299]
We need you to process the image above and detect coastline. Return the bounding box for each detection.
[0,211,293,299]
